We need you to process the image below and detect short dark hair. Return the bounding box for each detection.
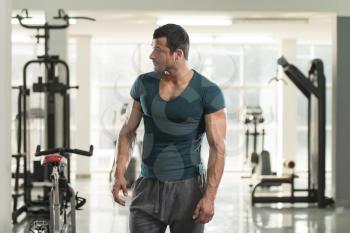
[153,23,190,60]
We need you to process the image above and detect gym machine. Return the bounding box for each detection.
[11,9,95,223]
[251,56,334,208]
[243,106,274,176]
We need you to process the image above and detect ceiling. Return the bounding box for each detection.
[12,11,334,44]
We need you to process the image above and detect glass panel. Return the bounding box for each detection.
[93,87,132,149]
[243,45,278,84]
[314,45,332,86]
[225,130,244,171]
[12,43,37,152]
[91,44,139,85]
[243,88,277,124]
[222,89,240,125]
[137,43,154,74]
[296,130,308,172]
[12,43,36,84]
[263,128,278,172]
[91,87,100,128]
[90,42,280,172]
[296,45,312,75]
[297,92,308,127]
[189,44,241,85]
[242,88,278,171]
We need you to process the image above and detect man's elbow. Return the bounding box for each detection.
[118,128,136,142]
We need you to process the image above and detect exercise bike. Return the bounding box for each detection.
[29,145,94,233]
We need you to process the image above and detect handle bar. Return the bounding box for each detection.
[12,8,96,29]
[35,145,94,157]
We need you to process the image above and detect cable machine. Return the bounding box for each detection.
[251,56,334,208]
[11,9,95,223]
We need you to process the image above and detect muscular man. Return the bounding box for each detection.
[112,23,227,233]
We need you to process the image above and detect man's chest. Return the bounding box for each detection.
[140,85,204,123]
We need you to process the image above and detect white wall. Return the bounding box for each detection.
[0,0,13,231]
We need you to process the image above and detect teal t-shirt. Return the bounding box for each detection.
[130,70,225,181]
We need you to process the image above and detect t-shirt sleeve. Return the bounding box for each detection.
[130,76,142,101]
[203,84,226,114]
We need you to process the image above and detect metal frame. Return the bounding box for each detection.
[251,56,334,208]
[11,9,95,223]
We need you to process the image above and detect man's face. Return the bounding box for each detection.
[149,37,175,72]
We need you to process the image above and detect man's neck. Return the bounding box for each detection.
[163,65,193,85]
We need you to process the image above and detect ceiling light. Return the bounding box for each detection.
[233,17,309,24]
[190,35,276,44]
[216,35,276,44]
[156,16,232,26]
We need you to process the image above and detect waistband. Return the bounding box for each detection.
[140,162,205,182]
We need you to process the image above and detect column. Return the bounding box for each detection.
[278,39,297,174]
[75,35,92,178]
[277,39,297,228]
[332,16,350,204]
[0,0,13,231]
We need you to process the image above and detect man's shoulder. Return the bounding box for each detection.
[193,70,221,90]
[138,71,162,81]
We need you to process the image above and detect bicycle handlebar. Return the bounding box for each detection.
[12,8,96,29]
[35,145,94,157]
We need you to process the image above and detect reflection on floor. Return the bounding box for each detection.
[12,172,350,233]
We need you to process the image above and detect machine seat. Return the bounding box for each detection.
[259,175,294,183]
[41,154,67,166]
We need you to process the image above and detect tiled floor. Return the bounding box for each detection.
[12,172,350,233]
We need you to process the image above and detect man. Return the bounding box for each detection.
[112,24,227,233]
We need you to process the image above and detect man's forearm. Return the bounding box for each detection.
[204,145,225,201]
[114,131,136,178]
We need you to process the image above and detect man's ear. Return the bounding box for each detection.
[175,49,184,60]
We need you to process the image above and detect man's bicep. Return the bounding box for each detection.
[123,100,142,133]
[204,108,227,146]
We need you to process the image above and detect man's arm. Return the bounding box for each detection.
[193,108,227,224]
[112,100,142,206]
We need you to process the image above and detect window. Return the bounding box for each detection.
[90,42,280,172]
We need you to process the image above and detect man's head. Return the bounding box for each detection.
[153,24,190,60]
[149,24,190,72]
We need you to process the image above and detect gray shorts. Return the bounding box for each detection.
[129,176,205,233]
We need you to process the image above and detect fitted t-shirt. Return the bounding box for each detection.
[130,70,225,181]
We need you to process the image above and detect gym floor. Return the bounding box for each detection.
[12,172,349,233]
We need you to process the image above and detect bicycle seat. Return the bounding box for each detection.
[41,154,67,166]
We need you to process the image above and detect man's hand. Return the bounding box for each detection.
[192,196,215,224]
[111,176,128,206]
